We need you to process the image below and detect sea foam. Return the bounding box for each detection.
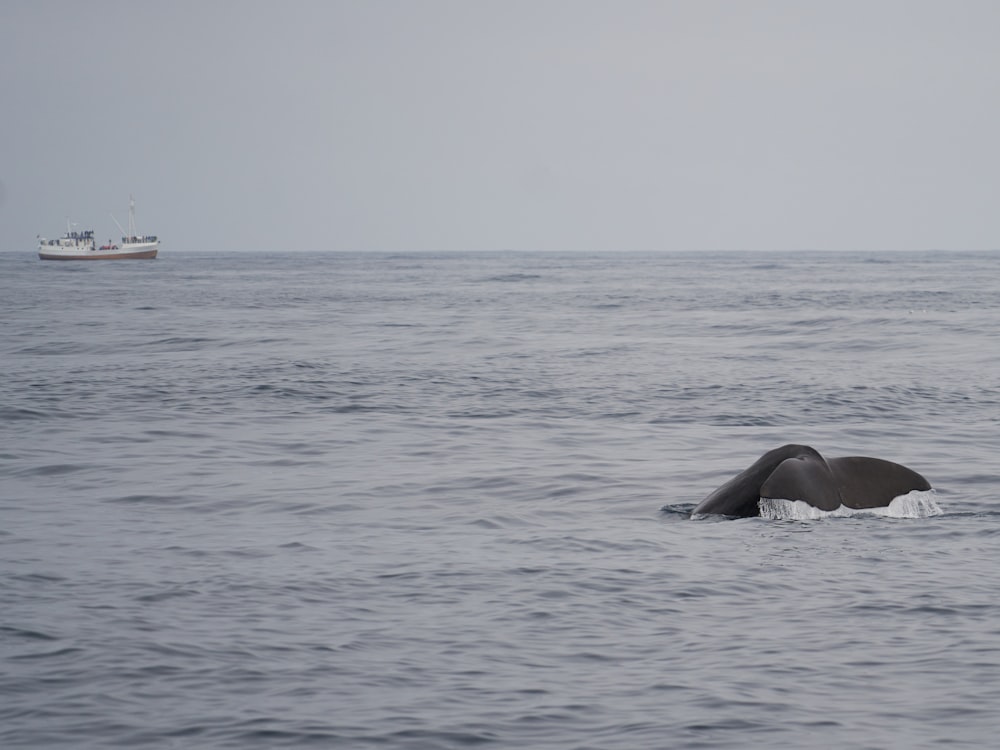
[758,490,942,521]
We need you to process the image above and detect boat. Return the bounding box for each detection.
[38,196,159,260]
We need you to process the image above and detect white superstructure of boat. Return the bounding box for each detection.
[39,196,159,260]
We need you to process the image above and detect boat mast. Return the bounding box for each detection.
[128,195,136,239]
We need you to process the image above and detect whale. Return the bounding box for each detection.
[691,444,932,517]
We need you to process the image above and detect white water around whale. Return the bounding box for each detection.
[757,490,942,521]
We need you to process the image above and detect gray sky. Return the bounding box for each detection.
[3,0,999,252]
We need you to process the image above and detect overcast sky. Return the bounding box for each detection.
[3,0,999,252]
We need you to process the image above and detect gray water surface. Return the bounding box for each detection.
[2,251,998,748]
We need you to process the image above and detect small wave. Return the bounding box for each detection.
[0,406,50,421]
[143,336,218,352]
[11,572,68,583]
[15,463,87,477]
[659,503,697,518]
[482,273,541,282]
[759,490,942,521]
[107,494,191,506]
[0,626,59,641]
[10,647,83,660]
[136,588,200,603]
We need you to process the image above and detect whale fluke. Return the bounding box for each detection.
[692,444,931,518]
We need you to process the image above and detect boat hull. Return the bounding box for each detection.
[39,244,158,261]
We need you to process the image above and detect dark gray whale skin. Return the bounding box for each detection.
[692,444,932,517]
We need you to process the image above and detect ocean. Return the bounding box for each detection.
[1,250,998,749]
